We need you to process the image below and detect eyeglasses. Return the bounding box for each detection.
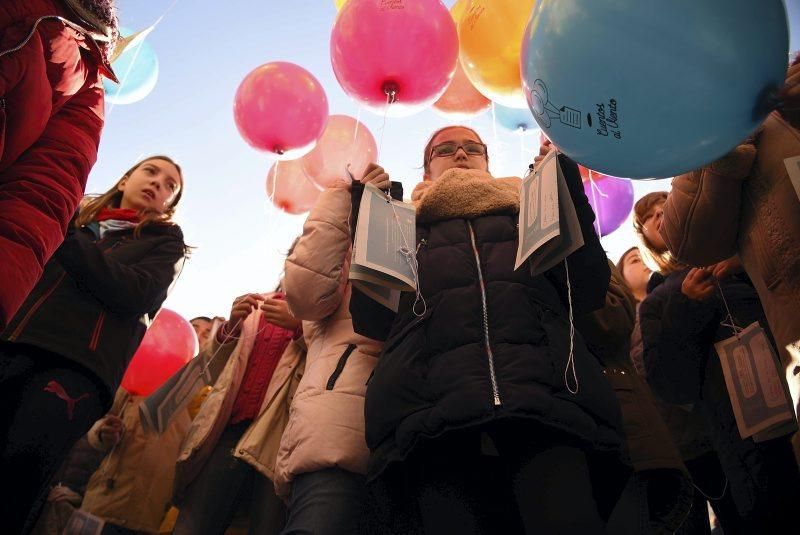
[430,141,487,159]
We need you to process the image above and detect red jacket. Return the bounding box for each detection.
[0,0,116,328]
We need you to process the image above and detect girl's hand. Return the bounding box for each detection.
[681,268,716,301]
[708,256,743,281]
[533,139,554,168]
[98,415,123,446]
[223,294,264,338]
[261,297,302,331]
[361,163,391,191]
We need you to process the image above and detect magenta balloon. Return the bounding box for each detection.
[330,0,459,117]
[582,173,634,236]
[266,159,322,215]
[234,62,329,159]
[301,115,378,188]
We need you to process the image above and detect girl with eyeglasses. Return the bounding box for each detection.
[349,126,628,534]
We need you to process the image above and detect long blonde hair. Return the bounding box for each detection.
[75,156,184,238]
[632,192,684,275]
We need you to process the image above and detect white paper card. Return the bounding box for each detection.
[350,184,416,291]
[64,510,105,535]
[715,322,796,439]
[352,280,401,312]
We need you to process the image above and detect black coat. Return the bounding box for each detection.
[350,157,624,480]
[2,222,186,405]
[640,270,800,522]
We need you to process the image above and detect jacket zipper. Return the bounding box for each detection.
[466,222,502,407]
[8,272,67,341]
[88,311,106,351]
[326,344,357,390]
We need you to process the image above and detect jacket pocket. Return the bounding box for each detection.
[326,344,357,390]
[88,311,106,351]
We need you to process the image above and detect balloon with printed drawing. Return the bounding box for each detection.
[234,62,329,159]
[458,0,537,109]
[581,171,634,236]
[521,0,789,178]
[330,0,459,117]
[301,115,377,188]
[267,159,322,215]
[120,309,197,396]
[103,27,159,105]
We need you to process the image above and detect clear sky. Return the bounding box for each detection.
[89,0,799,321]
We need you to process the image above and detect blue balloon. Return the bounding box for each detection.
[520,0,789,179]
[494,103,538,132]
[103,27,159,105]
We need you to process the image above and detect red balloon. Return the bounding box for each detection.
[301,115,377,188]
[234,62,329,159]
[331,0,459,117]
[121,309,197,396]
[267,159,322,215]
[433,60,492,119]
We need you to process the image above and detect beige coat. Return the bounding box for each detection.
[661,112,800,418]
[275,187,383,497]
[173,301,306,500]
[81,390,192,534]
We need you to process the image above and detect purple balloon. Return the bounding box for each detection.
[582,173,634,236]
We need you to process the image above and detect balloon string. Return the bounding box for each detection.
[519,127,525,175]
[269,160,279,202]
[344,107,364,183]
[378,90,393,159]
[491,102,499,155]
[105,0,182,118]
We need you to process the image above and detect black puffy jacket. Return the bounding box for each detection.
[350,156,625,479]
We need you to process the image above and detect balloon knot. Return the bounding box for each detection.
[383,81,399,103]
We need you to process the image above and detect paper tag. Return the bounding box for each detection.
[715,322,796,439]
[784,156,800,201]
[64,510,105,535]
[516,149,561,269]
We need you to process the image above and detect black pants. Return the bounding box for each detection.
[390,422,606,535]
[0,344,105,534]
[173,421,287,535]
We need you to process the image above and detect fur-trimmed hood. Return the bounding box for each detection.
[411,168,521,224]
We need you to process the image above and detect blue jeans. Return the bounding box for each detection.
[280,468,367,535]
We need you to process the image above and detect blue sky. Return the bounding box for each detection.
[90,0,799,320]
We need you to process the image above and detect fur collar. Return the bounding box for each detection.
[411,168,521,224]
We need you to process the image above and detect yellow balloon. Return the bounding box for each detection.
[450,0,469,23]
[335,0,347,10]
[458,0,537,108]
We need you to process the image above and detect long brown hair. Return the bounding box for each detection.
[632,192,683,274]
[75,156,184,238]
[422,125,488,174]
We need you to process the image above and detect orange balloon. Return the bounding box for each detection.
[266,159,322,215]
[458,0,537,108]
[433,61,491,119]
[334,0,347,10]
[433,0,491,119]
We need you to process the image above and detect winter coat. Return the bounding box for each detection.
[276,187,383,497]
[575,262,692,532]
[0,0,117,328]
[81,389,192,534]
[661,112,800,418]
[639,269,799,520]
[349,157,625,483]
[173,303,306,501]
[1,221,186,406]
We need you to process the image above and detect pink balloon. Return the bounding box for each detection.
[331,0,459,117]
[301,115,377,188]
[267,159,322,215]
[433,60,492,120]
[121,309,197,396]
[234,62,329,159]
